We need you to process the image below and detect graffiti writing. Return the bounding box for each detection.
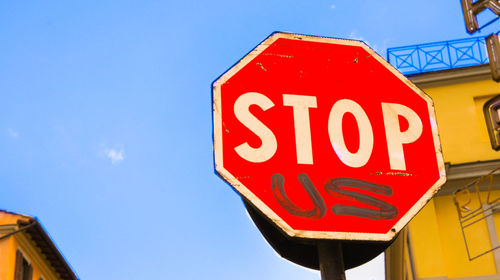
[325,178,398,220]
[271,173,398,220]
[271,173,326,219]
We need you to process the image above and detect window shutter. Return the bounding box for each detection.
[14,250,23,280]
[26,263,33,280]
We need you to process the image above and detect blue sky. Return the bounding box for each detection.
[0,1,498,279]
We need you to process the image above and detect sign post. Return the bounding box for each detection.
[318,241,346,280]
[213,32,446,273]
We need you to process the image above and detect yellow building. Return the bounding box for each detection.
[0,210,77,280]
[386,38,500,280]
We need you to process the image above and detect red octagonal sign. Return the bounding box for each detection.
[213,32,446,241]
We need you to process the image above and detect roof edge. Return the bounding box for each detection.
[17,218,78,280]
[0,210,78,280]
[408,64,491,88]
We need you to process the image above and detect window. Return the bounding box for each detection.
[14,250,33,280]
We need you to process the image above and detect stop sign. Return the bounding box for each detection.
[213,32,446,241]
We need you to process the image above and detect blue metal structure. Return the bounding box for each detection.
[387,37,489,75]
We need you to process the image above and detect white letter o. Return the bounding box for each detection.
[328,99,374,168]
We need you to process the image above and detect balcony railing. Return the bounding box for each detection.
[387,37,489,75]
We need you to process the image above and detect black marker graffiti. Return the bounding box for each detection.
[271,173,326,219]
[325,178,398,220]
[271,174,398,220]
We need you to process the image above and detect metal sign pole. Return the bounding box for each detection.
[318,241,346,280]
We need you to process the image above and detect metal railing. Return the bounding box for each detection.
[387,37,489,75]
[453,167,500,261]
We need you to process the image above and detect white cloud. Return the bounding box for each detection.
[105,148,124,164]
[7,128,19,138]
[330,4,336,9]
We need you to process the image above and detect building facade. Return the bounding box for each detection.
[0,211,77,280]
[386,38,500,280]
